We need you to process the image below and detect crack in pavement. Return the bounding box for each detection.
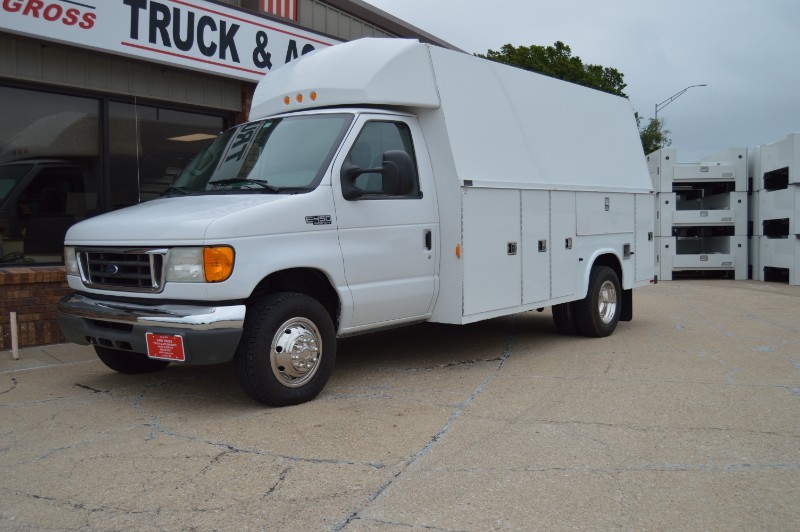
[403,357,504,372]
[333,318,518,531]
[131,391,387,470]
[0,377,18,396]
[74,383,109,394]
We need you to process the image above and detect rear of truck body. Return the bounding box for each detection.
[58,38,655,405]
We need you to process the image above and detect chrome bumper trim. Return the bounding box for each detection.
[58,294,246,331]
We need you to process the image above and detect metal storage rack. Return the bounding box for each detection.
[648,147,748,280]
[750,133,800,285]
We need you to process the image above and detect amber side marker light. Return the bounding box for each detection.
[296,93,303,103]
[284,96,291,105]
[455,244,461,258]
[204,246,235,283]
[310,91,318,101]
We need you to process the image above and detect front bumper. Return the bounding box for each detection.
[57,293,246,365]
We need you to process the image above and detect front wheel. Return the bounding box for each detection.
[236,292,336,406]
[574,266,621,338]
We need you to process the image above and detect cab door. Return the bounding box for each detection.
[332,114,438,328]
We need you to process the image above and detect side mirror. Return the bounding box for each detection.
[340,162,365,200]
[340,150,416,201]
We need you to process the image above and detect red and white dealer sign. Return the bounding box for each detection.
[0,0,339,82]
[145,332,186,362]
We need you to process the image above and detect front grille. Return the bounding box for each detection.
[77,249,166,293]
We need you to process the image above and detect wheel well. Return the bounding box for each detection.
[248,268,340,328]
[592,253,623,284]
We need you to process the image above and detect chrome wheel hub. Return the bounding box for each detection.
[271,318,322,388]
[598,280,618,325]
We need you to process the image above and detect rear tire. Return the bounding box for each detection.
[236,292,336,407]
[94,346,170,374]
[552,302,581,335]
[575,265,621,338]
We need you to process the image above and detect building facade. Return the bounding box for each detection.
[0,0,451,349]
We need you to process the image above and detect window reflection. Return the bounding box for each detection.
[109,103,223,207]
[0,87,100,264]
[0,86,227,265]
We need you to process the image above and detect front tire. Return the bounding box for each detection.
[575,266,621,338]
[94,346,170,374]
[236,292,336,406]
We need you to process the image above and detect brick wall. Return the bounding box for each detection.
[0,267,69,350]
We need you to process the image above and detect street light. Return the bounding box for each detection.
[654,84,707,120]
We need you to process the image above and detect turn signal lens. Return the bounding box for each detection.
[203,246,235,283]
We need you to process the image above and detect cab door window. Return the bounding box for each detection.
[344,121,421,198]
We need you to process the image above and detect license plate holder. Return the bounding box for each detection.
[145,333,186,362]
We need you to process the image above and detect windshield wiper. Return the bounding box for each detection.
[161,186,191,197]
[209,178,281,193]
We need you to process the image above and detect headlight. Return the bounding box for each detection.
[165,246,234,283]
[64,246,79,276]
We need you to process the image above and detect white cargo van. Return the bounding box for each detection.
[58,39,655,406]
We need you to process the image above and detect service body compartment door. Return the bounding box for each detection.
[576,192,635,235]
[635,193,656,283]
[550,191,577,299]
[462,188,521,315]
[522,190,550,304]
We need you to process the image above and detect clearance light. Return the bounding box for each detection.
[455,244,461,259]
[310,91,318,101]
[284,96,291,105]
[296,93,303,103]
[203,246,235,283]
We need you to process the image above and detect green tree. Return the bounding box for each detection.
[479,42,671,153]
[637,114,671,155]
[478,41,627,97]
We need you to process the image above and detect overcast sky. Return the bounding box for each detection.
[362,0,799,162]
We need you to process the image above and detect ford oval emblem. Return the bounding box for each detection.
[104,264,120,275]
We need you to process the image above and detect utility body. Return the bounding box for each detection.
[58,39,655,405]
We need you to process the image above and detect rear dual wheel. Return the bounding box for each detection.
[553,265,621,338]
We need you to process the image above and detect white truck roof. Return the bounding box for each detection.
[251,38,652,193]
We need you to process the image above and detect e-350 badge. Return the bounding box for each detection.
[305,215,332,225]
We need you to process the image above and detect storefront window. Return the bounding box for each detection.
[0,87,100,264]
[109,103,224,208]
[0,86,228,265]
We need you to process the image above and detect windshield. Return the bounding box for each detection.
[0,163,34,204]
[170,113,353,195]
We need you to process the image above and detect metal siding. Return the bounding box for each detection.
[0,35,241,112]
[65,47,90,88]
[312,4,327,32]
[15,38,41,79]
[297,0,391,41]
[41,45,66,85]
[326,7,339,36]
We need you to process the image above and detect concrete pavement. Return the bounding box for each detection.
[1,280,799,529]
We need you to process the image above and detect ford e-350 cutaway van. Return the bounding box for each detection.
[58,38,655,406]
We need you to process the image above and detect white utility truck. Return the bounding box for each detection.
[58,39,655,406]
